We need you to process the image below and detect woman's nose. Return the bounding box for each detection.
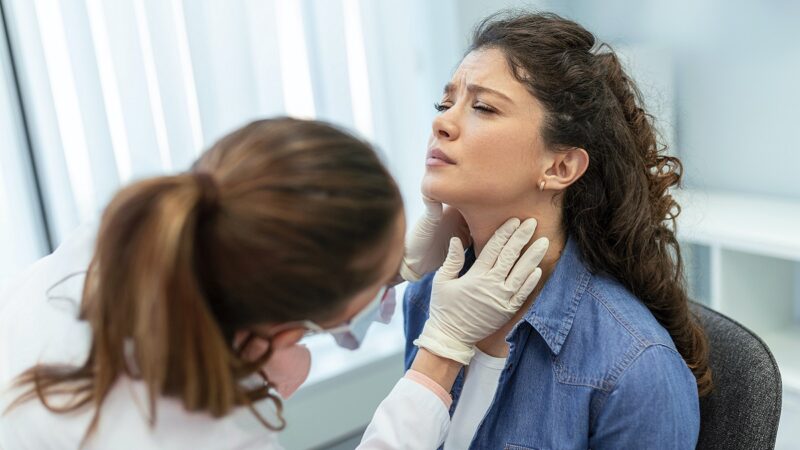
[432,112,459,141]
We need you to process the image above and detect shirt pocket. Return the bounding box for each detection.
[504,444,547,450]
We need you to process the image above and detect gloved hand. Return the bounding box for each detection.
[413,218,548,365]
[399,197,470,282]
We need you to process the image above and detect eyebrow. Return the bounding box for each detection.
[443,82,514,104]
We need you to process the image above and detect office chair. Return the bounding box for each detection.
[690,301,783,450]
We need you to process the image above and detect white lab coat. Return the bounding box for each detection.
[0,223,450,449]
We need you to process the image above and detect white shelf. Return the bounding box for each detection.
[675,188,800,392]
[674,189,800,261]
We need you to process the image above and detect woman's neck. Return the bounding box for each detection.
[459,202,565,281]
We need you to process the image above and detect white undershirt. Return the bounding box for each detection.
[444,348,507,449]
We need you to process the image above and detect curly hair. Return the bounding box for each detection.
[470,11,712,396]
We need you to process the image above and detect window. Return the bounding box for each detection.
[0,5,47,293]
[1,0,454,250]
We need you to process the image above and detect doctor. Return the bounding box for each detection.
[0,118,548,449]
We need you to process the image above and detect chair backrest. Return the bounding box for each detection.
[690,302,783,450]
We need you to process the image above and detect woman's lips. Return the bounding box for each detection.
[426,148,455,166]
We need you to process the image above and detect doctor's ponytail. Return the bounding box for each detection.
[89,172,280,436]
[9,118,403,441]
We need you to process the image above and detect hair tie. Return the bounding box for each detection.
[192,171,219,215]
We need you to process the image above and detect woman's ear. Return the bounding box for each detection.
[541,147,589,191]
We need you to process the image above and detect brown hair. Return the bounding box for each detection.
[7,118,403,440]
[470,11,712,395]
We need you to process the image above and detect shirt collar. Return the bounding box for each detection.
[523,236,591,355]
[461,236,591,356]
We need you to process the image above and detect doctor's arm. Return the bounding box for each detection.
[359,218,548,449]
[357,350,459,449]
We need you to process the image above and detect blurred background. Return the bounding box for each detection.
[0,0,797,448]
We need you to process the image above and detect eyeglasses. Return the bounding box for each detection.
[302,285,389,336]
[239,284,394,356]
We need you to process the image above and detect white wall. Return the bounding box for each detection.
[452,0,547,48]
[552,0,800,199]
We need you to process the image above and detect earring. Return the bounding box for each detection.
[538,180,546,192]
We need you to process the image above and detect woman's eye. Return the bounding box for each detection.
[433,101,495,114]
[473,103,496,114]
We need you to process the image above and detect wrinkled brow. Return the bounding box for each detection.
[442,83,514,103]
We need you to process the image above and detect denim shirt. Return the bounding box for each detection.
[403,237,700,449]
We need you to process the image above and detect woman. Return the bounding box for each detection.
[403,12,712,449]
[0,118,549,448]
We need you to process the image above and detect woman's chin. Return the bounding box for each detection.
[423,176,480,208]
[421,177,450,204]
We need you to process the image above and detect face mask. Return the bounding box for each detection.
[262,343,311,399]
[376,286,397,324]
[257,286,396,397]
[305,285,396,350]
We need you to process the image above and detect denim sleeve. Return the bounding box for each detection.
[402,275,434,371]
[590,344,700,449]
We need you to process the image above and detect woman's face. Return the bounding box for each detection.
[422,48,549,208]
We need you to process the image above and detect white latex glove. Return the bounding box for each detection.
[413,218,549,365]
[400,197,469,282]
